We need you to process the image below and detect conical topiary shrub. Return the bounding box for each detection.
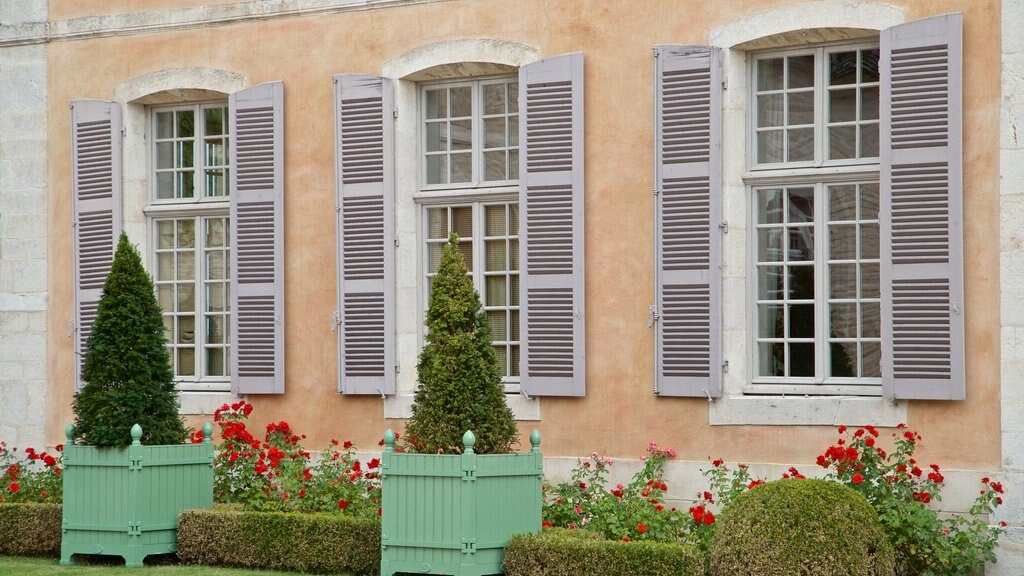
[73,232,187,447]
[404,233,518,454]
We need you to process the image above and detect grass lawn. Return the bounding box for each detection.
[0,556,318,576]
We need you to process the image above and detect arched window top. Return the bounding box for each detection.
[115,67,246,104]
[383,39,538,80]
[709,1,904,49]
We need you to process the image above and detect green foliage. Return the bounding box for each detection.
[504,528,702,576]
[710,478,895,576]
[1,441,63,504]
[817,425,1007,576]
[74,233,186,447]
[177,509,380,575]
[405,233,518,454]
[209,401,381,517]
[0,503,62,557]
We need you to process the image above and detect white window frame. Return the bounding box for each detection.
[419,75,520,191]
[419,197,521,392]
[145,100,232,392]
[744,41,882,397]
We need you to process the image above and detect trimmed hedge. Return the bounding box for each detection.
[0,503,62,558]
[504,528,702,576]
[177,508,380,575]
[711,479,895,576]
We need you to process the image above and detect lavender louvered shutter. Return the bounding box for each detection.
[334,74,395,395]
[653,46,722,398]
[519,52,585,397]
[230,81,285,394]
[71,100,122,391]
[880,14,964,400]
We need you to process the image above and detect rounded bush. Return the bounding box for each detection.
[710,478,895,576]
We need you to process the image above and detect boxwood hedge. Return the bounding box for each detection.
[0,503,62,558]
[504,528,702,576]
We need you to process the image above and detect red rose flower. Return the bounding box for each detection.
[703,512,715,525]
[338,500,349,510]
[852,473,864,485]
[541,521,553,528]
[8,482,19,494]
[368,458,380,469]
[636,523,647,534]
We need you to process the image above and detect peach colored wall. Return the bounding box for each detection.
[50,0,249,21]
[45,0,1001,469]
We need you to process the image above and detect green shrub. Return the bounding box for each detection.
[177,508,380,575]
[74,233,187,447]
[711,478,895,576]
[504,528,702,576]
[0,503,62,557]
[404,233,518,454]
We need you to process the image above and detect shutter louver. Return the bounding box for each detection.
[653,46,722,398]
[334,74,395,395]
[519,52,585,397]
[881,14,964,400]
[71,100,122,391]
[230,81,286,394]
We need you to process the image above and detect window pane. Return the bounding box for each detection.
[758,304,784,338]
[758,189,783,223]
[510,275,519,305]
[425,122,447,152]
[861,184,880,220]
[207,251,226,280]
[484,117,505,148]
[509,116,519,146]
[830,343,857,377]
[830,303,857,338]
[207,284,226,312]
[177,219,195,247]
[861,49,880,83]
[508,82,519,111]
[488,310,507,339]
[829,51,857,85]
[829,126,856,159]
[485,276,505,307]
[757,131,784,163]
[451,119,472,150]
[829,185,857,221]
[861,87,879,120]
[156,142,174,169]
[428,243,444,273]
[861,302,881,338]
[757,58,784,91]
[158,285,174,310]
[493,345,508,375]
[178,315,196,343]
[178,284,195,311]
[789,304,814,338]
[156,172,174,199]
[450,86,471,117]
[509,240,519,271]
[158,221,175,249]
[179,171,195,198]
[829,89,856,122]
[486,240,506,271]
[788,265,814,300]
[177,110,195,138]
[510,345,520,377]
[757,228,783,262]
[427,207,448,239]
[788,55,814,89]
[788,91,814,125]
[458,241,473,271]
[509,149,519,179]
[787,128,813,161]
[425,89,447,119]
[426,155,447,185]
[204,107,224,135]
[206,218,226,247]
[788,188,814,223]
[452,206,472,238]
[830,263,857,298]
[861,263,880,298]
[861,342,882,377]
[757,94,784,127]
[205,170,226,197]
[484,84,506,115]
[207,316,226,344]
[206,348,226,377]
[830,224,856,260]
[860,123,879,157]
[759,342,784,376]
[451,152,472,183]
[156,111,174,138]
[757,265,784,300]
[789,343,815,376]
[158,253,174,280]
[486,205,506,236]
[178,348,196,376]
[509,204,519,236]
[484,151,507,181]
[860,223,879,259]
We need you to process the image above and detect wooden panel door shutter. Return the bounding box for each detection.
[652,46,723,398]
[229,81,286,394]
[518,52,586,397]
[880,13,964,400]
[71,100,123,391]
[333,74,396,396]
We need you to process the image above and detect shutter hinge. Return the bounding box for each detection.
[330,311,342,333]
[395,238,399,247]
[703,388,714,402]
[395,363,400,374]
[719,220,729,234]
[722,360,729,373]
[653,187,659,196]
[393,107,399,119]
[951,301,961,315]
[647,305,659,328]
[375,387,386,399]
[120,127,126,138]
[652,47,661,58]
[335,203,341,213]
[67,320,76,339]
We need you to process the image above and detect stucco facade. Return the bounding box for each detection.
[1,0,1020,570]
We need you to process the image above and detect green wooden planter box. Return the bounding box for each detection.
[59,422,215,567]
[380,429,543,576]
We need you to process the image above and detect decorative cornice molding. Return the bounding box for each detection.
[0,0,453,47]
